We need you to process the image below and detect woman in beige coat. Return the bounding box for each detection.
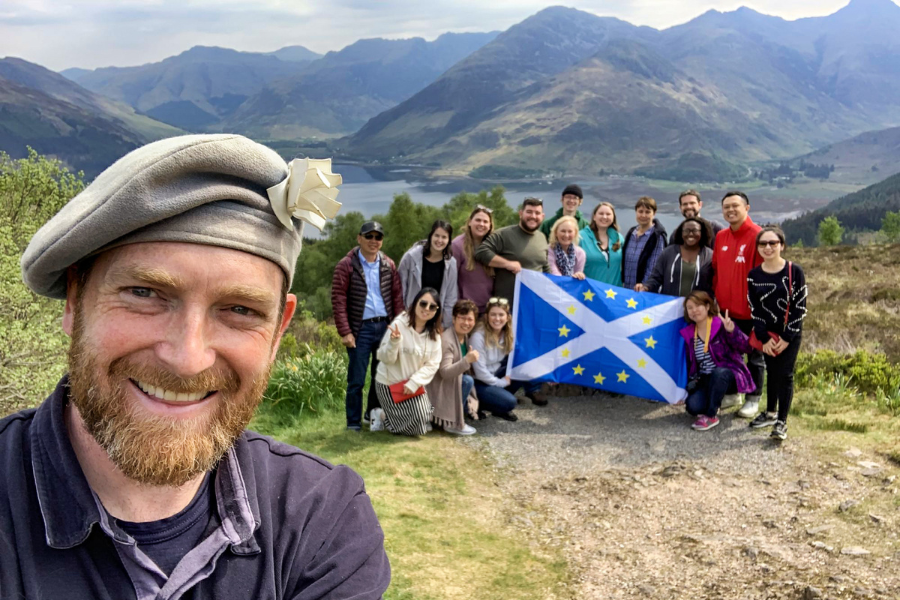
[427,300,480,435]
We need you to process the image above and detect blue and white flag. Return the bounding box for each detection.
[508,271,689,404]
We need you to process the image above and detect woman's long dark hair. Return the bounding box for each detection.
[422,220,453,261]
[407,287,443,340]
[589,202,621,252]
[672,217,712,248]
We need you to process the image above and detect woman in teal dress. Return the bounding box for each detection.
[579,202,623,285]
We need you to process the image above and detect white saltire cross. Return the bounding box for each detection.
[508,271,687,403]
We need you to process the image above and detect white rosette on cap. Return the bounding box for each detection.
[267,158,342,231]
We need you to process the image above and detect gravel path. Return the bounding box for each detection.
[462,390,900,599]
[466,391,792,480]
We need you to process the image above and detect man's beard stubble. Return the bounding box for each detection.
[67,303,271,487]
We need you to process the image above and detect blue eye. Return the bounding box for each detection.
[131,287,153,298]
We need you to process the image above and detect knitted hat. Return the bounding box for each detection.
[562,184,583,199]
[21,134,341,299]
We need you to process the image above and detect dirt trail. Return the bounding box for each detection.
[468,393,900,599]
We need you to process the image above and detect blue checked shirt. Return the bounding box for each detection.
[359,250,387,319]
[623,226,664,289]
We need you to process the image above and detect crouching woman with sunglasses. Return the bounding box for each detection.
[469,297,543,422]
[370,288,443,436]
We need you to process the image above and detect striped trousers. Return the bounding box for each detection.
[374,381,433,436]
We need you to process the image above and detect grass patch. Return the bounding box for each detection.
[251,406,570,600]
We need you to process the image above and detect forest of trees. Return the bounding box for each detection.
[781,170,900,246]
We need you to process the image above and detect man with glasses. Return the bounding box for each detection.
[539,184,590,240]
[712,191,764,418]
[475,197,550,304]
[332,221,405,431]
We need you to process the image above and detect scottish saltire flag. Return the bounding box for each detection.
[507,271,689,404]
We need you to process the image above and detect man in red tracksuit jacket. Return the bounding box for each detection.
[712,191,764,419]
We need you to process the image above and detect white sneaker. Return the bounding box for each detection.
[444,424,476,436]
[737,398,760,419]
[721,393,741,409]
[369,408,385,432]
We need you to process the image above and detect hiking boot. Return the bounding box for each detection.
[444,424,477,436]
[771,420,788,440]
[369,408,385,432]
[721,393,741,409]
[749,412,777,429]
[496,411,519,422]
[692,416,720,431]
[737,397,759,419]
[527,391,549,406]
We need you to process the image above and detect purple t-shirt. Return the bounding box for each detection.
[451,234,494,313]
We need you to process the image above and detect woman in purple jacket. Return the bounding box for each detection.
[679,291,756,431]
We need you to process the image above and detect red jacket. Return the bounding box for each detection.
[332,248,404,337]
[712,217,762,320]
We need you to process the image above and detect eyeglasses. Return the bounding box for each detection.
[418,300,439,312]
[363,233,384,241]
[757,240,781,247]
[487,297,509,307]
[474,204,493,214]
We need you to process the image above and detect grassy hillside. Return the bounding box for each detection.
[781,170,900,246]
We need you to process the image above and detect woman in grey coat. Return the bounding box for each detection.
[399,220,458,328]
[639,217,713,297]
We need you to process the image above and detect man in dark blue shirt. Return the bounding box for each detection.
[2,135,390,599]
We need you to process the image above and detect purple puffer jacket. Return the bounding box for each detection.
[679,316,757,394]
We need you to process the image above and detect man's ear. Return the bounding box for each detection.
[62,266,79,337]
[270,293,298,362]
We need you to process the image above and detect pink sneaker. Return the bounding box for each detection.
[693,415,720,431]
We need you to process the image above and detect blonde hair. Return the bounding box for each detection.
[479,302,513,350]
[549,216,580,246]
[462,206,494,276]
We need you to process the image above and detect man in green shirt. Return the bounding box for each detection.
[539,184,590,240]
[475,197,550,304]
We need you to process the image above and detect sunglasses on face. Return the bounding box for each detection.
[474,204,494,214]
[487,297,509,307]
[363,233,384,241]
[418,300,439,312]
[758,240,781,247]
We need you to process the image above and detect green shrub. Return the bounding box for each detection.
[262,350,348,423]
[796,350,900,397]
[1,150,85,415]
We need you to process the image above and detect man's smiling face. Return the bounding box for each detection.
[63,242,295,486]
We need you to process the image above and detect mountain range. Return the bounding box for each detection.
[343,0,900,177]
[0,58,181,177]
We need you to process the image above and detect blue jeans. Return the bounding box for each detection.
[345,319,387,428]
[474,379,539,416]
[461,374,474,417]
[686,367,737,418]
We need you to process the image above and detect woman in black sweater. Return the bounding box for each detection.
[747,226,808,440]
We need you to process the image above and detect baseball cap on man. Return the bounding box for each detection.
[21,134,342,299]
[359,221,384,235]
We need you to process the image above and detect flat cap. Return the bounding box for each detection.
[21,134,339,299]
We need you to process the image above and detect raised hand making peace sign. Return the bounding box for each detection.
[388,324,401,340]
[721,309,735,333]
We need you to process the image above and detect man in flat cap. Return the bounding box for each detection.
[0,134,391,599]
[331,221,404,431]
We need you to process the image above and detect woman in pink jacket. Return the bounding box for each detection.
[547,216,586,279]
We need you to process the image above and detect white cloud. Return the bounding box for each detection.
[0,0,871,71]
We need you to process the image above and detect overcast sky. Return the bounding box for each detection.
[0,0,868,71]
